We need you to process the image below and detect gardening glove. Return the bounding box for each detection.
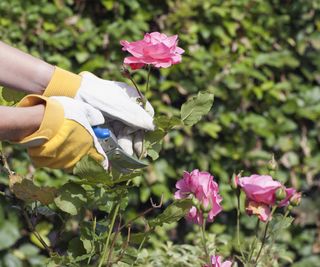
[16,95,108,171]
[43,67,154,157]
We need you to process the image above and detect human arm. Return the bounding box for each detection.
[0,105,45,141]
[0,41,154,157]
[0,41,54,94]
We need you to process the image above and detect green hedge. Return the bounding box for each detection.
[0,0,320,266]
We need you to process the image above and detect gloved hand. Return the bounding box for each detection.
[43,67,155,157]
[16,95,108,171]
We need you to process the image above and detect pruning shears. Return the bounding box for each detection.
[92,126,148,173]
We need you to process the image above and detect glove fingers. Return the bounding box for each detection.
[79,101,105,126]
[50,96,105,126]
[50,96,108,168]
[117,127,134,156]
[133,131,144,157]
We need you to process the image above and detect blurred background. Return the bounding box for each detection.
[0,0,319,266]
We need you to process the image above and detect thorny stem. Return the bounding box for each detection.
[114,225,131,264]
[106,216,122,267]
[128,76,146,107]
[98,203,120,267]
[248,219,260,262]
[236,190,245,259]
[266,208,292,257]
[1,153,52,255]
[119,194,163,232]
[201,219,211,267]
[22,208,52,255]
[254,205,277,264]
[0,152,13,175]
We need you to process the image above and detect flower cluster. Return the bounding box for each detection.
[120,32,184,69]
[237,174,301,222]
[174,170,222,225]
[203,255,232,267]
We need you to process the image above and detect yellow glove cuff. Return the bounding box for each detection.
[43,67,82,98]
[16,95,64,147]
[15,95,104,171]
[28,120,104,171]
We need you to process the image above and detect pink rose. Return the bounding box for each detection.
[120,32,184,69]
[278,187,296,207]
[238,175,281,205]
[203,255,233,267]
[174,170,222,225]
[246,200,271,222]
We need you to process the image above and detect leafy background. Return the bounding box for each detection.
[0,0,320,266]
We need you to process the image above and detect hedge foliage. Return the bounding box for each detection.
[0,0,320,266]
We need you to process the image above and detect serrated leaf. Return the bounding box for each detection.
[73,156,113,185]
[154,116,181,131]
[9,175,57,205]
[54,183,87,215]
[181,91,214,126]
[149,199,192,227]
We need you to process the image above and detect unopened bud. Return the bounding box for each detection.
[268,155,278,171]
[231,172,239,190]
[201,202,212,213]
[192,197,201,209]
[275,187,286,201]
[121,66,131,79]
[290,192,302,206]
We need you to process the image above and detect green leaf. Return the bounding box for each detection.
[0,221,20,250]
[30,221,53,249]
[149,199,192,227]
[3,253,23,267]
[54,183,87,215]
[201,122,222,139]
[154,116,181,131]
[9,175,57,205]
[2,87,25,103]
[181,91,214,126]
[73,156,113,185]
[129,232,150,244]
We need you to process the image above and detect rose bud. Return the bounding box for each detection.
[231,172,239,190]
[290,192,302,206]
[275,187,286,201]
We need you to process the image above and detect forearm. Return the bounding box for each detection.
[0,41,54,94]
[0,105,45,141]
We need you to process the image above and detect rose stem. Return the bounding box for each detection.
[236,190,245,259]
[201,219,212,267]
[254,205,277,264]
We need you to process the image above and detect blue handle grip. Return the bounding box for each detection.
[92,126,111,139]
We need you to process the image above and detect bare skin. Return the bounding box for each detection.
[0,105,45,141]
[0,41,52,140]
[0,41,54,94]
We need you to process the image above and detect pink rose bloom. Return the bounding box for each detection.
[175,170,222,225]
[238,174,281,205]
[120,32,184,69]
[203,255,232,267]
[278,187,296,207]
[246,200,271,222]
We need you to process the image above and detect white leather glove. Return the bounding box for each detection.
[16,95,108,170]
[43,67,155,157]
[77,72,154,131]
